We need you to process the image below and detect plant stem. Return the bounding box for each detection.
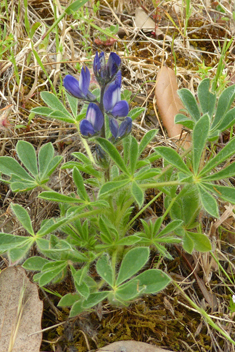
[81,136,96,164]
[99,86,106,138]
[75,121,96,165]
[126,192,163,231]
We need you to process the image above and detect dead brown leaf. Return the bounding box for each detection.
[97,340,174,352]
[135,8,158,32]
[155,66,191,149]
[0,266,43,352]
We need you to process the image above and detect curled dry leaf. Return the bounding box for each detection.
[155,66,191,149]
[97,340,174,352]
[0,266,43,352]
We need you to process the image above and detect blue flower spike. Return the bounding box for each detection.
[107,52,121,78]
[110,116,132,140]
[80,103,104,137]
[118,117,132,137]
[63,67,96,102]
[103,72,129,118]
[93,51,121,86]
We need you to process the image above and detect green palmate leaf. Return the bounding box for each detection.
[11,204,34,235]
[82,291,109,309]
[192,114,210,174]
[167,186,200,227]
[123,134,131,165]
[129,136,139,175]
[0,157,34,181]
[49,110,75,123]
[62,161,101,178]
[212,84,235,129]
[135,169,160,181]
[208,130,220,142]
[16,141,38,177]
[92,200,109,208]
[216,107,235,132]
[42,260,67,272]
[99,179,130,197]
[23,257,50,271]
[135,269,171,294]
[41,91,71,117]
[138,129,158,156]
[154,147,191,174]
[96,138,129,175]
[36,217,71,237]
[72,152,92,165]
[58,293,80,307]
[153,217,163,235]
[116,236,141,246]
[203,183,235,204]
[39,191,84,204]
[198,78,216,118]
[70,300,83,316]
[131,181,144,208]
[74,282,90,299]
[183,232,194,253]
[199,137,235,176]
[73,167,89,201]
[110,165,119,179]
[99,217,112,241]
[116,247,149,286]
[8,240,33,262]
[38,143,54,178]
[71,266,88,286]
[39,261,67,286]
[128,107,145,120]
[0,233,30,252]
[197,185,218,218]
[65,91,78,118]
[178,88,201,121]
[157,220,183,237]
[46,156,63,176]
[116,280,140,301]
[31,107,54,116]
[174,114,195,129]
[203,162,235,181]
[11,181,38,192]
[96,255,113,287]
[186,231,211,252]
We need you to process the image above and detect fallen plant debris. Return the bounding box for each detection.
[0,266,43,352]
[97,340,174,352]
[155,65,191,149]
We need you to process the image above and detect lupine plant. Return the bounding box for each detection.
[1,52,235,316]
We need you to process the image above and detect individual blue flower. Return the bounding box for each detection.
[93,51,121,86]
[110,116,132,140]
[103,72,129,118]
[63,67,96,102]
[80,103,104,137]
